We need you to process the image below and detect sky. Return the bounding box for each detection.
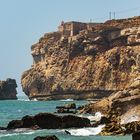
[0,0,140,97]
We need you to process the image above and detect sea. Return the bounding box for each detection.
[0,96,132,140]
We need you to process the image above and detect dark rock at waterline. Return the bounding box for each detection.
[62,115,90,128]
[22,115,36,128]
[0,127,6,130]
[99,122,125,136]
[7,120,23,129]
[65,130,71,135]
[92,116,111,127]
[124,121,140,134]
[34,113,62,129]
[56,103,76,114]
[132,131,140,140]
[7,112,91,130]
[56,108,76,114]
[99,115,140,136]
[34,135,59,140]
[98,116,111,125]
[56,103,76,109]
[0,78,17,100]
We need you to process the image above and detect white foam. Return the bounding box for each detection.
[0,128,37,138]
[87,112,103,122]
[78,112,103,124]
[32,98,38,101]
[0,133,19,138]
[0,131,35,138]
[60,99,74,102]
[14,128,31,132]
[18,99,30,101]
[66,125,105,136]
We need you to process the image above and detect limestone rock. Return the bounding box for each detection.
[99,122,125,136]
[80,76,140,135]
[0,78,17,100]
[80,76,140,115]
[21,16,140,100]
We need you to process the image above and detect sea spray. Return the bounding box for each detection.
[87,112,103,122]
[78,112,103,124]
[60,99,74,102]
[65,125,105,136]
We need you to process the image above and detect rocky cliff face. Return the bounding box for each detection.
[0,79,17,100]
[21,16,140,100]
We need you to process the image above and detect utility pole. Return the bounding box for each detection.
[109,12,111,20]
[90,18,92,23]
[113,12,116,19]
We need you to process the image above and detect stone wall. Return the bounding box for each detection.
[58,21,87,36]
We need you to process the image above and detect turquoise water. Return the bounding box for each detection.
[0,98,132,140]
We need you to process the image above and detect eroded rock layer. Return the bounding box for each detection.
[21,16,140,100]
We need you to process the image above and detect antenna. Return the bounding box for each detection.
[109,12,111,20]
[113,12,116,19]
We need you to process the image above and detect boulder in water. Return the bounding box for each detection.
[61,115,90,128]
[6,112,91,130]
[34,135,59,140]
[34,113,62,129]
[7,120,23,129]
[22,115,36,128]
[132,131,140,140]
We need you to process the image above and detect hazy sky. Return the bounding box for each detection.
[0,0,140,96]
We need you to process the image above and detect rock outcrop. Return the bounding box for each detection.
[21,16,140,100]
[34,135,59,140]
[80,76,140,118]
[79,75,140,135]
[56,103,76,113]
[0,78,17,100]
[132,131,140,140]
[7,113,90,130]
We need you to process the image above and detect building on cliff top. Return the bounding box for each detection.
[58,21,87,36]
[58,21,101,36]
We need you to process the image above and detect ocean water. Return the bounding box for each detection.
[0,97,132,140]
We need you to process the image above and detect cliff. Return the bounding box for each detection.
[21,16,140,100]
[0,79,17,100]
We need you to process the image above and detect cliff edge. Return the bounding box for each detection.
[21,16,140,100]
[0,79,17,100]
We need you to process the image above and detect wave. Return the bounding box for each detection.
[63,125,105,136]
[0,130,35,138]
[88,112,103,122]
[60,99,74,102]
[17,99,30,102]
[78,112,103,123]
[31,98,38,101]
